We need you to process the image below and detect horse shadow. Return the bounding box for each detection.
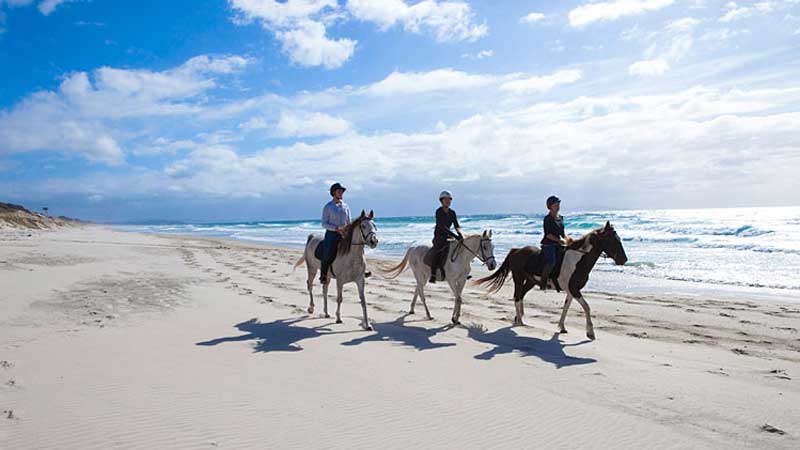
[196,317,354,353]
[341,315,457,351]
[466,325,596,368]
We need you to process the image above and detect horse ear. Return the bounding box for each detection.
[368,209,374,219]
[360,209,366,218]
[489,229,493,238]
[604,221,611,230]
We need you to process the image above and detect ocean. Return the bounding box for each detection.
[117,207,800,302]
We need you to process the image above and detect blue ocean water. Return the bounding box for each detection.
[117,207,800,302]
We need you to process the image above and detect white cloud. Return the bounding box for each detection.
[718,1,796,22]
[629,58,670,76]
[569,0,675,27]
[520,12,546,24]
[38,0,70,15]
[364,68,493,96]
[38,86,800,210]
[275,110,351,137]
[461,49,493,59]
[0,0,71,15]
[228,0,487,68]
[346,0,487,42]
[665,17,701,32]
[229,0,352,69]
[0,55,249,164]
[499,70,581,94]
[276,19,356,69]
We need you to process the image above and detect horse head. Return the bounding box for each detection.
[358,209,378,249]
[595,221,627,265]
[480,229,497,271]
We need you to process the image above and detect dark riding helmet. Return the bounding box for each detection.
[330,182,346,196]
[546,195,561,208]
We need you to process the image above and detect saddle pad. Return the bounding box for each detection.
[314,241,339,263]
[524,246,566,280]
[423,247,446,282]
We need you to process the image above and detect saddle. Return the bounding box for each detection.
[523,246,565,292]
[423,241,459,282]
[314,241,337,278]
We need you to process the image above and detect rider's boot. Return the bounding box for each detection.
[320,261,329,284]
[538,264,552,290]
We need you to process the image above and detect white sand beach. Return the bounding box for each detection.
[2,226,799,449]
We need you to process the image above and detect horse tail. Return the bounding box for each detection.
[293,234,313,271]
[473,250,512,294]
[380,248,412,279]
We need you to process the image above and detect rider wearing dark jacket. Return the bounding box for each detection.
[430,190,463,283]
[540,195,566,290]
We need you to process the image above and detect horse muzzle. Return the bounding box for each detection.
[486,257,497,271]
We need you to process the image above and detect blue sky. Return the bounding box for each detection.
[1,0,799,222]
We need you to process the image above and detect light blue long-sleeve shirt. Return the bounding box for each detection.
[322,200,351,231]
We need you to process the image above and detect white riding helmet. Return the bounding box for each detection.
[439,190,453,200]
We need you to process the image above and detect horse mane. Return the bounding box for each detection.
[337,215,365,256]
[567,227,599,251]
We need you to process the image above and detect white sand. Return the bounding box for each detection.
[1,226,798,449]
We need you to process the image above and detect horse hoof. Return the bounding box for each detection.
[324,314,330,318]
[336,319,342,324]
[559,329,568,334]
[427,316,434,321]
[408,310,415,315]
[587,332,596,340]
[307,307,314,314]
[451,319,460,325]
[365,326,373,331]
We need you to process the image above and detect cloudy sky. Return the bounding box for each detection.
[1,0,799,222]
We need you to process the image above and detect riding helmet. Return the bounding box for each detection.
[439,190,453,200]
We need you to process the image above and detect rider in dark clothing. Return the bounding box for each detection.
[540,195,566,290]
[430,190,463,283]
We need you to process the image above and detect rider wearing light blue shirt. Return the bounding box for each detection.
[320,183,351,283]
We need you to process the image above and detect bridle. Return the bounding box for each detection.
[453,236,495,267]
[349,219,377,247]
[566,232,614,260]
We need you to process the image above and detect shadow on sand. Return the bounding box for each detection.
[196,317,358,353]
[341,315,456,351]
[466,325,596,368]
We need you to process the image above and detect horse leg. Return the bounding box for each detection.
[334,281,343,324]
[306,263,315,314]
[417,285,433,320]
[557,294,573,334]
[512,273,525,326]
[356,278,372,331]
[573,296,595,340]
[409,286,418,315]
[451,280,465,325]
[322,277,330,318]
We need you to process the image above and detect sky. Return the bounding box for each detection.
[0,0,799,222]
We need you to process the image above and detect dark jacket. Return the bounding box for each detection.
[541,213,565,245]
[434,207,461,244]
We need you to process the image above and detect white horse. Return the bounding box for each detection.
[294,210,379,330]
[381,230,497,324]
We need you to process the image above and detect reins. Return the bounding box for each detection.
[452,236,493,265]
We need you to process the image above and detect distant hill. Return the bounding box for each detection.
[0,202,84,229]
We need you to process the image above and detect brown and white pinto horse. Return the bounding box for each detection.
[474,222,627,339]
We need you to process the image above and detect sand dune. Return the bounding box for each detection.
[1,227,798,449]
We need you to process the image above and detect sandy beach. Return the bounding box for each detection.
[1,226,798,449]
